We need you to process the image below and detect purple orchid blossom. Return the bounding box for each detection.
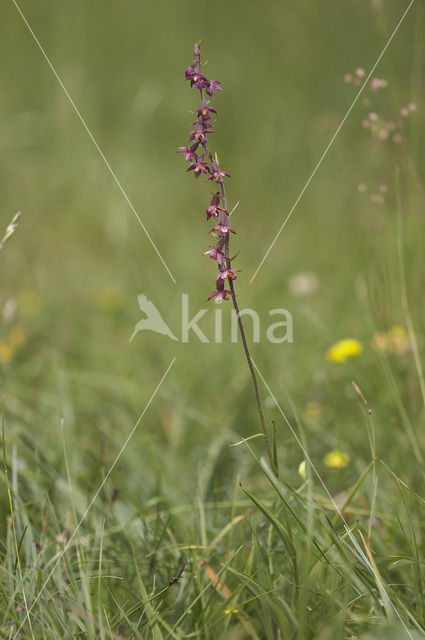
[195,100,217,118]
[187,158,210,178]
[209,225,235,236]
[205,193,226,220]
[206,79,222,96]
[204,245,225,265]
[178,143,199,161]
[178,42,276,476]
[216,268,240,282]
[178,42,237,302]
[207,289,233,302]
[208,160,230,184]
[188,124,212,144]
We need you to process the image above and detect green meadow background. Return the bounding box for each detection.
[1,1,425,638]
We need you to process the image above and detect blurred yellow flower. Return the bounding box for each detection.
[323,449,350,469]
[389,326,410,354]
[325,339,363,363]
[8,327,25,348]
[18,289,42,317]
[298,460,306,479]
[95,287,124,312]
[224,606,239,615]
[372,325,410,356]
[0,344,13,363]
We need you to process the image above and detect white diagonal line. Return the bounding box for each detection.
[13,357,176,638]
[250,0,415,284]
[251,359,413,637]
[12,0,176,285]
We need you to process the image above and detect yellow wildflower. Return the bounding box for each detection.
[325,339,363,363]
[224,606,239,615]
[298,460,306,479]
[0,344,13,363]
[18,289,42,317]
[8,327,25,348]
[323,449,350,469]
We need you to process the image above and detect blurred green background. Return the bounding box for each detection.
[1,0,424,514]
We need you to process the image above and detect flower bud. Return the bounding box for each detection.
[216,277,225,292]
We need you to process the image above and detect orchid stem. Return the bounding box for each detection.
[220,183,276,477]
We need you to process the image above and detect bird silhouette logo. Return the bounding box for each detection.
[129,294,178,342]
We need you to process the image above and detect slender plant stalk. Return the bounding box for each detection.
[220,188,275,473]
[179,44,276,474]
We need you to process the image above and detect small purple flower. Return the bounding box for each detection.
[195,100,218,118]
[210,225,235,236]
[206,79,222,96]
[205,193,226,220]
[184,62,197,80]
[216,268,239,282]
[187,72,208,89]
[177,143,199,161]
[208,160,230,184]
[192,116,213,127]
[208,289,233,302]
[194,42,201,56]
[189,124,213,143]
[205,205,219,219]
[187,158,210,178]
[204,245,225,265]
